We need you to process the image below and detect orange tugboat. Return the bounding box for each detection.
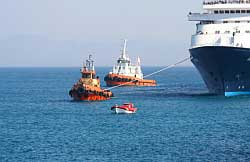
[104,40,156,87]
[69,55,113,101]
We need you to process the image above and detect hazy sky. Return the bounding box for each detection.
[0,0,202,67]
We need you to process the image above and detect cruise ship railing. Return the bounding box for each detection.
[203,0,250,5]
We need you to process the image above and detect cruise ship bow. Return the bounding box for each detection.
[188,0,250,96]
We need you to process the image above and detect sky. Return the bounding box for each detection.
[0,0,202,67]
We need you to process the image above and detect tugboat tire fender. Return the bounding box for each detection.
[69,90,73,97]
[78,87,85,94]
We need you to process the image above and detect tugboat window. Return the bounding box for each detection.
[82,74,91,78]
[215,31,220,34]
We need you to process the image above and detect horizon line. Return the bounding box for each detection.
[0,65,194,68]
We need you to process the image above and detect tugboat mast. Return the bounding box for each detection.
[121,39,127,60]
[85,54,95,72]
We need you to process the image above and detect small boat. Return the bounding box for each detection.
[104,39,156,87]
[111,103,137,114]
[69,55,113,101]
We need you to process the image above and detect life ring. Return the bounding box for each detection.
[88,79,93,84]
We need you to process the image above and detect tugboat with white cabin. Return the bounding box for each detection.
[188,0,250,96]
[104,40,156,87]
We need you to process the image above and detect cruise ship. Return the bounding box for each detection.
[188,0,250,96]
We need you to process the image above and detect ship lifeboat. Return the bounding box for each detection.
[111,103,137,114]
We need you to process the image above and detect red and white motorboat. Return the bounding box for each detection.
[111,103,137,114]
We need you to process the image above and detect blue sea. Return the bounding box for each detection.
[1,67,250,162]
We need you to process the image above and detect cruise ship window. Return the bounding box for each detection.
[246,30,250,33]
[241,10,246,13]
[230,10,235,13]
[214,10,219,14]
[219,10,224,14]
[225,10,229,14]
[247,10,250,13]
[236,10,240,13]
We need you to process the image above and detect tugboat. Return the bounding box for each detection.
[104,40,156,87]
[111,103,137,114]
[69,55,113,101]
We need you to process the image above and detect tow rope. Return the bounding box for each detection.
[105,56,192,90]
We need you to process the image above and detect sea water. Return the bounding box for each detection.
[0,67,250,162]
